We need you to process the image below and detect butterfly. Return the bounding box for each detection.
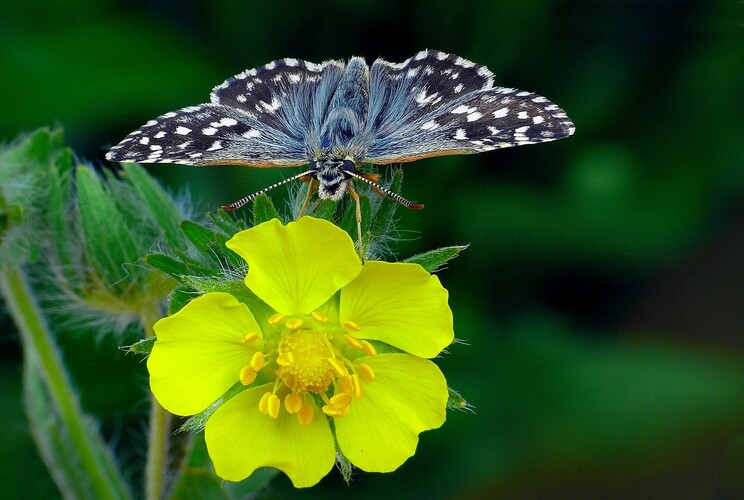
[107,50,574,249]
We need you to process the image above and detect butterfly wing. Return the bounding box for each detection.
[106,58,346,167]
[361,50,575,164]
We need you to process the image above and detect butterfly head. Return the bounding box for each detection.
[311,154,356,202]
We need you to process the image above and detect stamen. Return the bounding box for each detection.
[276,352,294,366]
[239,365,257,385]
[258,391,272,414]
[268,313,286,325]
[343,320,361,332]
[351,373,363,398]
[322,405,340,417]
[267,394,281,419]
[285,318,303,329]
[344,334,363,349]
[358,363,375,383]
[242,332,260,345]
[285,393,302,414]
[330,392,352,409]
[360,340,377,357]
[338,375,354,394]
[250,351,265,371]
[327,357,348,377]
[297,403,314,426]
[311,311,328,322]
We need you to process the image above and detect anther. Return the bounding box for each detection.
[358,363,375,383]
[268,313,286,325]
[330,392,352,409]
[285,393,302,414]
[327,357,348,377]
[297,403,314,426]
[343,320,361,332]
[344,334,363,349]
[351,373,363,398]
[360,340,377,356]
[311,311,328,322]
[339,375,354,394]
[276,352,294,366]
[242,332,260,345]
[239,365,257,385]
[259,391,272,414]
[250,351,265,371]
[322,405,340,417]
[267,394,281,419]
[285,318,303,329]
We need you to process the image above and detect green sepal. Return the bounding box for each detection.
[122,337,156,355]
[336,449,354,485]
[47,153,75,283]
[252,193,281,226]
[446,386,472,411]
[76,166,143,291]
[144,253,221,280]
[121,163,186,252]
[179,381,246,433]
[180,220,243,268]
[168,286,198,315]
[209,209,247,236]
[404,245,468,272]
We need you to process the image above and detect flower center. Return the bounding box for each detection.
[276,328,334,394]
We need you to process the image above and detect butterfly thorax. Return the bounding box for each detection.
[310,154,356,201]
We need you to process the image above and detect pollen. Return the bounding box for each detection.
[358,363,375,383]
[285,318,303,329]
[250,351,266,371]
[268,313,286,325]
[242,331,260,345]
[239,365,257,385]
[343,320,361,331]
[311,311,329,322]
[275,329,335,394]
[360,340,377,357]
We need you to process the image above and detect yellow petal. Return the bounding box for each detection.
[226,217,361,315]
[339,261,453,358]
[148,292,261,415]
[205,384,335,488]
[334,354,448,472]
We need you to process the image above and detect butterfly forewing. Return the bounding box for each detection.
[361,50,574,164]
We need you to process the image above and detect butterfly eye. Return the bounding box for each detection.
[341,159,356,173]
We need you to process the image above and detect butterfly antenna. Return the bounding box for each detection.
[347,171,425,210]
[222,170,314,211]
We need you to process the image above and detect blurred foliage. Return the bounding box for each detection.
[2,0,743,498]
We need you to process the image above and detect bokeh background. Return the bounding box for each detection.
[2,0,744,498]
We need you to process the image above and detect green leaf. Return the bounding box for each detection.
[209,209,247,236]
[168,286,198,315]
[446,386,471,411]
[122,163,186,251]
[340,193,372,243]
[403,245,468,272]
[371,169,404,237]
[252,193,281,225]
[144,253,220,280]
[179,382,246,433]
[180,220,243,268]
[76,166,143,291]
[312,199,338,221]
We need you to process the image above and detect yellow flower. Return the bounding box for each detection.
[148,217,454,487]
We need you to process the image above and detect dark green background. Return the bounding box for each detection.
[2,0,744,498]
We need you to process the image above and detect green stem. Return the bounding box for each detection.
[0,267,130,500]
[142,308,170,500]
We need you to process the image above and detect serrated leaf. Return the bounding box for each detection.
[122,163,186,251]
[209,209,247,236]
[403,245,468,272]
[144,253,220,280]
[252,194,281,226]
[168,286,198,315]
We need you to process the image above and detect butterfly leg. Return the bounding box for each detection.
[347,184,364,261]
[298,177,316,218]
